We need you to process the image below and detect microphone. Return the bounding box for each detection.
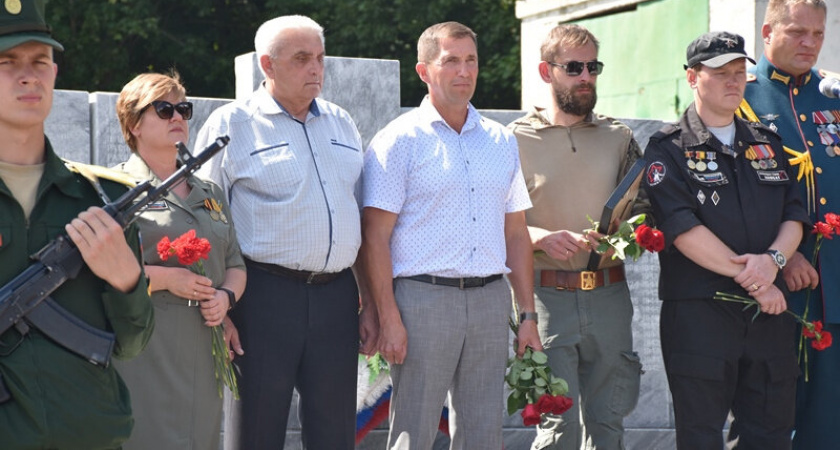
[819,77,840,98]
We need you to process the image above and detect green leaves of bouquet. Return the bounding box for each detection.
[505,318,573,425]
[505,347,569,415]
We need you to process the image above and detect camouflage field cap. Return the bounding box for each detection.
[0,0,63,53]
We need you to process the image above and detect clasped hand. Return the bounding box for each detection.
[732,253,784,315]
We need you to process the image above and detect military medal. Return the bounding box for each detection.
[696,160,707,171]
[751,160,761,169]
[759,159,768,169]
[685,151,696,169]
[707,152,718,171]
[204,198,221,221]
[769,159,778,168]
[827,146,837,158]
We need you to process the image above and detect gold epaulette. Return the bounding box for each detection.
[63,160,138,187]
[818,68,840,80]
[736,98,760,122]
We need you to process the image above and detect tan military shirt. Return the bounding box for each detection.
[509,108,641,271]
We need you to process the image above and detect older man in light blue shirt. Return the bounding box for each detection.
[360,21,541,450]
[194,15,371,450]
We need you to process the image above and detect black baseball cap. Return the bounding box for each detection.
[0,0,63,53]
[684,31,754,70]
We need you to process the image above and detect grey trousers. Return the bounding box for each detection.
[531,278,642,450]
[388,277,511,450]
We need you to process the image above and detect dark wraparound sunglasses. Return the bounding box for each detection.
[546,60,604,77]
[143,100,194,120]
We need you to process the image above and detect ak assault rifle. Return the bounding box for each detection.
[0,136,230,370]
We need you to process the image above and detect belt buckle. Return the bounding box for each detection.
[459,278,465,290]
[186,300,199,307]
[580,271,596,291]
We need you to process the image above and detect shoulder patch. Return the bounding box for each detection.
[646,162,667,186]
[746,73,757,83]
[819,68,840,80]
[63,160,139,187]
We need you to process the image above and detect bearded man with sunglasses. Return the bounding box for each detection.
[508,24,644,450]
[194,15,366,450]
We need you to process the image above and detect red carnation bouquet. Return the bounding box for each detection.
[157,229,239,398]
[586,213,664,261]
[714,212,839,380]
[506,318,573,426]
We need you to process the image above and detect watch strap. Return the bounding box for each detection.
[219,287,236,311]
[519,311,538,324]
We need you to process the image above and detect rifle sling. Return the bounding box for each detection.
[23,297,115,367]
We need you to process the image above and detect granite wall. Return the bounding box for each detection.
[44,56,676,450]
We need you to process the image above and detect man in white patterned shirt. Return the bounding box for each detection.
[360,21,541,449]
[194,15,371,450]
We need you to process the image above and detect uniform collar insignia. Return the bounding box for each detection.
[770,70,791,85]
[759,113,779,121]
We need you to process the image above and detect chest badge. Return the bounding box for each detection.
[711,191,721,206]
[146,199,169,211]
[760,113,779,121]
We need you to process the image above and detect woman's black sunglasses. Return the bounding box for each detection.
[144,100,194,120]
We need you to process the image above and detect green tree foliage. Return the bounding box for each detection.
[48,0,520,109]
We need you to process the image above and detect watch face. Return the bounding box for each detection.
[769,250,786,268]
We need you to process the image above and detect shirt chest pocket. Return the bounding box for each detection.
[328,140,363,186]
[248,142,304,191]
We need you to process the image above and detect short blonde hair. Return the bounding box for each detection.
[540,24,599,63]
[765,0,826,27]
[417,22,477,63]
[116,72,186,152]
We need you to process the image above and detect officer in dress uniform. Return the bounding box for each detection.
[738,2,840,447]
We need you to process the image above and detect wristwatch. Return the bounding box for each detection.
[519,311,538,324]
[766,249,787,270]
[219,287,237,311]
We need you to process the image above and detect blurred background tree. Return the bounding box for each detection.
[49,0,521,109]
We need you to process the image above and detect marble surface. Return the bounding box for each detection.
[45,90,91,162]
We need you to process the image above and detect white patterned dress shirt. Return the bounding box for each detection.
[363,96,531,278]
[194,85,363,273]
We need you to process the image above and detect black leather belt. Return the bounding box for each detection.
[406,274,503,289]
[246,259,343,285]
